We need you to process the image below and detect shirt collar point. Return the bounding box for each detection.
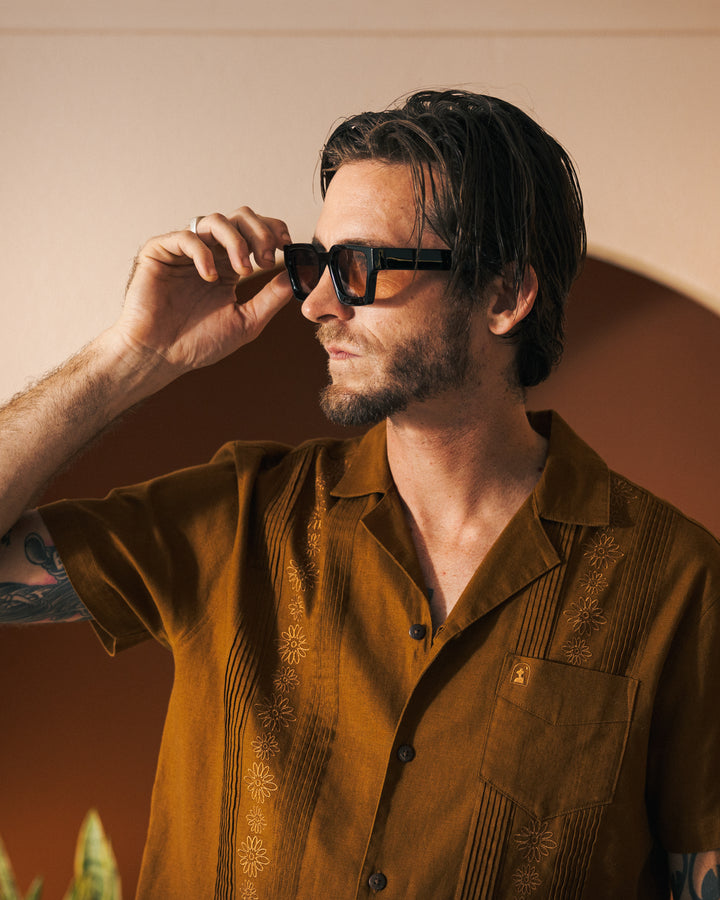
[531,411,611,527]
[330,422,391,498]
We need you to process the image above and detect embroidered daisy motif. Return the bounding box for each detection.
[309,506,324,534]
[287,559,317,594]
[562,637,593,666]
[512,864,542,896]
[564,597,608,636]
[514,821,558,862]
[288,597,304,621]
[256,693,296,733]
[578,570,608,596]
[612,476,637,500]
[243,762,278,803]
[239,880,259,900]
[307,529,321,556]
[583,532,624,570]
[246,805,267,834]
[252,731,280,760]
[273,666,299,695]
[238,836,270,878]
[278,624,310,665]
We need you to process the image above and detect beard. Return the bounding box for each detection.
[317,300,474,426]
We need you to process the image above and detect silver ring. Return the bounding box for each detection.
[189,215,204,234]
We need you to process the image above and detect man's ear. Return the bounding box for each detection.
[487,266,538,336]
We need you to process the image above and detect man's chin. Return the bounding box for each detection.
[318,384,408,427]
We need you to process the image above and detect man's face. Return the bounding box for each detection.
[302,161,480,427]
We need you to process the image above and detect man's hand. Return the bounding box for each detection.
[0,205,296,539]
[115,207,295,383]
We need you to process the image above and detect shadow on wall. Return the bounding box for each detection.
[0,258,718,898]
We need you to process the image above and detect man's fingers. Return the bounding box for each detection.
[193,213,253,275]
[143,231,221,282]
[191,209,291,275]
[135,207,293,301]
[226,207,292,269]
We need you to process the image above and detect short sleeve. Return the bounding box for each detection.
[39,441,282,654]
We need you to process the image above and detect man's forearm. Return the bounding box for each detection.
[0,329,166,538]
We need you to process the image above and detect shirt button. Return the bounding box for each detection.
[368,872,388,892]
[409,623,427,640]
[397,744,416,763]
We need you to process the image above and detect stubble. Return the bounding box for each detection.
[317,300,474,426]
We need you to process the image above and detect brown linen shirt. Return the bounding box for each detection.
[41,411,720,899]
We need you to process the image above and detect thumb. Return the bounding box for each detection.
[236,269,294,336]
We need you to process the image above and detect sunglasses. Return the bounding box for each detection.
[283,243,453,306]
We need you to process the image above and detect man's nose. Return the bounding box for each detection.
[300,269,354,323]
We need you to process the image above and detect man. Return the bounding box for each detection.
[0,90,718,898]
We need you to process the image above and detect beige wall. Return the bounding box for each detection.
[0,1,719,402]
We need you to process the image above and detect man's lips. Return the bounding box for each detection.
[324,344,360,360]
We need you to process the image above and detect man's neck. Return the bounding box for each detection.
[384,392,548,627]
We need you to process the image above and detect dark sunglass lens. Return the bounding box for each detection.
[336,247,368,300]
[290,248,321,297]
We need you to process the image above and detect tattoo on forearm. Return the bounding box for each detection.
[671,853,720,900]
[0,532,91,623]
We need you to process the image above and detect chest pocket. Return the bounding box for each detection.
[479,653,639,821]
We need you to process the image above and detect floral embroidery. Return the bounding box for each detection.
[243,762,278,803]
[239,482,326,891]
[514,821,558,862]
[288,597,304,621]
[237,836,270,878]
[252,731,280,760]
[309,507,323,534]
[564,597,607,636]
[578,570,608,596]
[239,880,259,900]
[583,531,624,570]
[307,529,321,556]
[246,805,267,834]
[512,864,542,896]
[256,693,296,732]
[612,476,636,501]
[273,666,299,695]
[610,476,638,519]
[278,624,310,665]
[562,637,593,665]
[287,559,317,594]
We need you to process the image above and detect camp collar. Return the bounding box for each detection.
[331,410,610,528]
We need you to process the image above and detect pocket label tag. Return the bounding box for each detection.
[510,661,530,686]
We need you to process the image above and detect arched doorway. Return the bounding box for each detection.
[1,257,718,898]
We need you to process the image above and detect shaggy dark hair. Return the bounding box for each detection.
[320,89,587,387]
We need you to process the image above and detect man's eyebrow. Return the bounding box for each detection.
[311,237,383,250]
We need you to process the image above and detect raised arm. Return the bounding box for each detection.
[0,208,294,621]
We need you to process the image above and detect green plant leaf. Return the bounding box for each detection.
[62,811,121,900]
[24,877,43,900]
[0,834,21,900]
